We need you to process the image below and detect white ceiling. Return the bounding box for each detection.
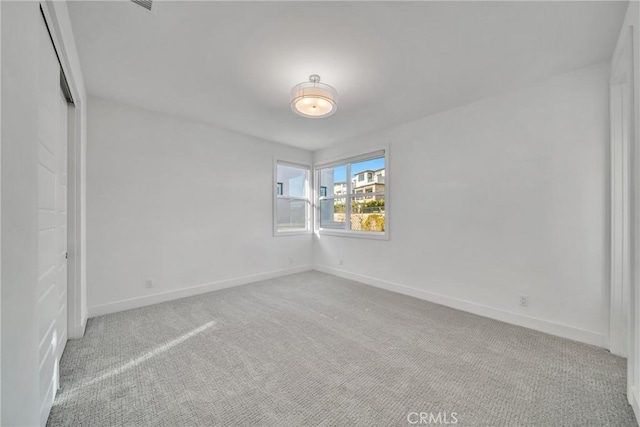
[68,1,628,151]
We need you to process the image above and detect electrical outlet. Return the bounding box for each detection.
[519,295,529,307]
[289,257,294,265]
[339,259,343,266]
[145,279,153,289]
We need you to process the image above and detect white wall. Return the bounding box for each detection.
[314,62,611,347]
[86,96,313,316]
[90,63,611,347]
[1,3,40,425]
[1,2,87,425]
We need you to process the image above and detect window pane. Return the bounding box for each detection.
[277,164,308,197]
[319,197,346,230]
[277,198,307,230]
[350,196,385,232]
[351,157,385,195]
[319,165,347,196]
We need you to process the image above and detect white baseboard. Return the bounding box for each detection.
[313,265,606,348]
[88,265,313,317]
[67,319,87,340]
[88,263,605,348]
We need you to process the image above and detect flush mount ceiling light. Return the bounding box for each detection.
[290,74,338,118]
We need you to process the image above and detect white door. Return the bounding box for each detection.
[37,15,68,426]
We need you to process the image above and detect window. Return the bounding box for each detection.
[274,161,311,235]
[316,150,387,238]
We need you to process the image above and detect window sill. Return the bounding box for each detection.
[317,229,389,240]
[274,229,312,237]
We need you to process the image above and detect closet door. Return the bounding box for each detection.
[37,14,68,426]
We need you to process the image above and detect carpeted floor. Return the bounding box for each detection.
[47,271,636,426]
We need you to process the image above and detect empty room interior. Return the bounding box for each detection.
[3,0,640,426]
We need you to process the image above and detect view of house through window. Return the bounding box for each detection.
[318,153,386,234]
[275,162,310,233]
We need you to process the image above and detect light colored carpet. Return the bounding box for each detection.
[48,271,636,426]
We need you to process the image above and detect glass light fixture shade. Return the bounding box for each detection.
[290,76,338,118]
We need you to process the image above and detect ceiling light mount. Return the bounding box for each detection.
[291,74,338,118]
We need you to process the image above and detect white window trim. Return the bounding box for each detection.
[273,159,312,237]
[315,148,389,240]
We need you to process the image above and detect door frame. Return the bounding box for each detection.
[610,2,640,421]
[40,2,86,339]
[610,34,632,359]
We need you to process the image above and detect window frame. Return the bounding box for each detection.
[314,149,389,240]
[273,159,312,237]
